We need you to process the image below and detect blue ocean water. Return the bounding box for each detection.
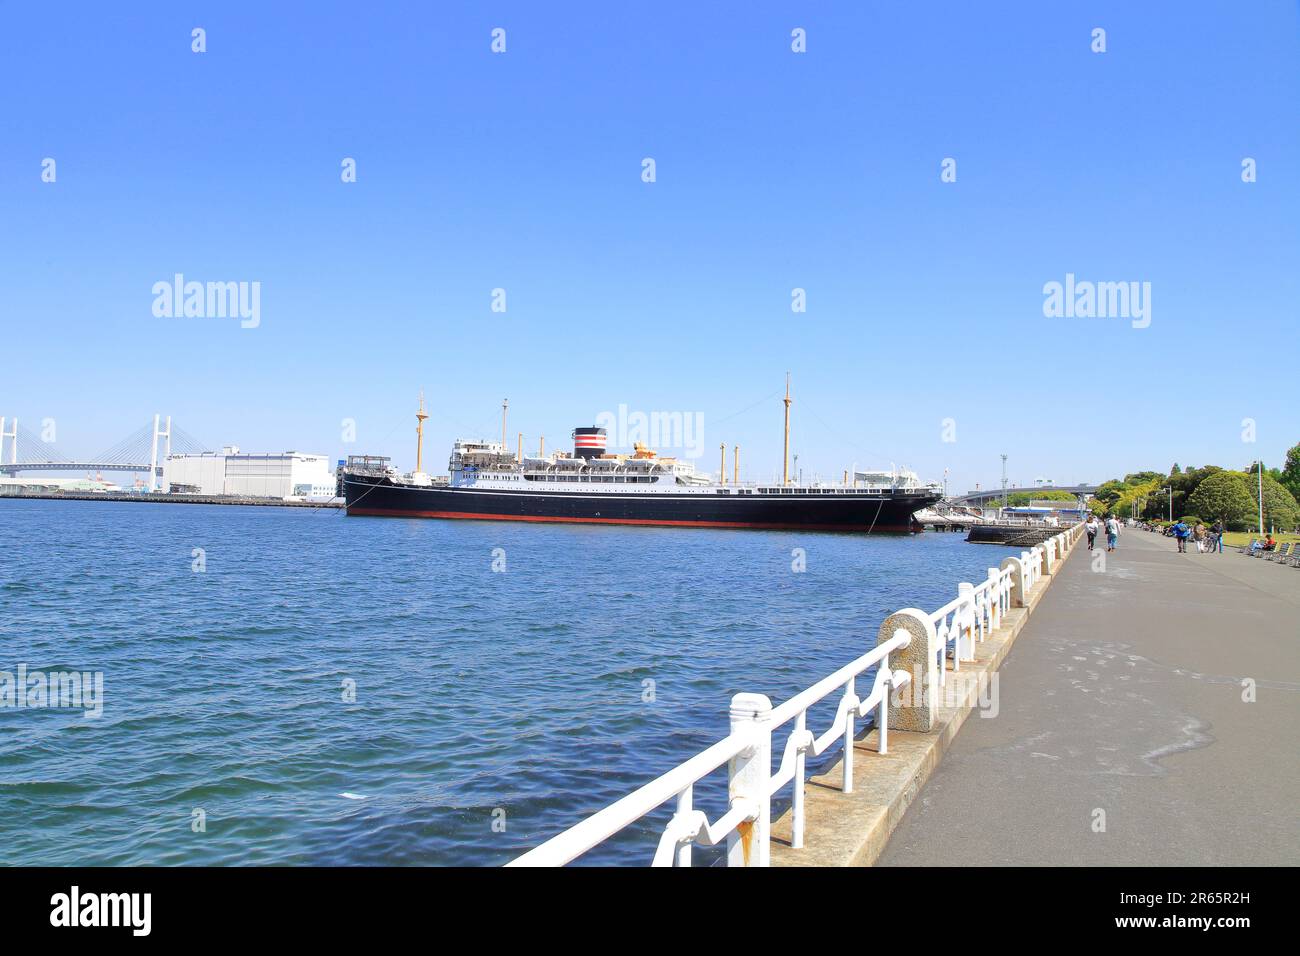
[0,499,1020,866]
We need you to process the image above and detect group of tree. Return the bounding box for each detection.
[1087,443,1300,532]
[1004,490,1077,507]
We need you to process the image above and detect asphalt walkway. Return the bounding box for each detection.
[878,528,1299,866]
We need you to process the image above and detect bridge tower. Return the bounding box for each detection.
[0,417,15,466]
[148,414,172,492]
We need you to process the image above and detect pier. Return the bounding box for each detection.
[966,523,1068,547]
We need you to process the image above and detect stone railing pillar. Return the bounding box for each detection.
[875,609,938,732]
[1000,555,1027,607]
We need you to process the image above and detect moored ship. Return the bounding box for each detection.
[343,387,942,532]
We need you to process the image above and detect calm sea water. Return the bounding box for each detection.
[0,499,1020,866]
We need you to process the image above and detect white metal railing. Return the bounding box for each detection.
[929,562,1016,680]
[509,633,912,868]
[510,523,1082,867]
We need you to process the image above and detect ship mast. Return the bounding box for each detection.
[415,390,429,473]
[501,398,509,454]
[782,373,792,485]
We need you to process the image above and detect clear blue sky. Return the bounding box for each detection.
[2,1,1296,491]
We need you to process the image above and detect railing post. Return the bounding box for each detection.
[1040,543,1051,578]
[877,680,890,754]
[986,568,1000,630]
[1000,555,1027,607]
[957,583,975,661]
[726,693,772,867]
[791,711,807,849]
[675,787,693,867]
[842,676,856,793]
[875,611,937,732]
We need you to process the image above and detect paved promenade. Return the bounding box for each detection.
[878,529,1299,866]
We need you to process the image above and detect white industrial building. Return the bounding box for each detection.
[163,447,336,499]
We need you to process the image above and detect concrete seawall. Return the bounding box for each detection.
[771,535,1079,867]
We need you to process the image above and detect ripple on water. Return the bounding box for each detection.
[0,500,1024,865]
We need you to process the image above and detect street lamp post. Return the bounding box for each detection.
[1000,454,1008,512]
[1160,486,1172,522]
[1255,461,1265,534]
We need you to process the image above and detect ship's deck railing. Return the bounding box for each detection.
[509,522,1083,867]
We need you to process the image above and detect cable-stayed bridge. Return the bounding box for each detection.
[0,416,209,490]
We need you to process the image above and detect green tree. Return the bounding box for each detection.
[1123,471,1163,486]
[1277,443,1300,502]
[1141,488,1170,521]
[1186,472,1255,527]
[1033,490,1078,501]
[1244,461,1284,482]
[1160,465,1220,519]
[1092,480,1128,508]
[1114,477,1163,520]
[1247,473,1300,533]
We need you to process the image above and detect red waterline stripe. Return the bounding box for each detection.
[348,507,915,532]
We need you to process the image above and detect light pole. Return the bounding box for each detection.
[1000,454,1008,512]
[1255,461,1265,534]
[1160,486,1172,522]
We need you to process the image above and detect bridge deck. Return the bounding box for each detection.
[0,462,156,473]
[877,528,1299,866]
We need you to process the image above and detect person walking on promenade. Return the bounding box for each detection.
[1085,515,1100,550]
[1105,514,1120,552]
[1172,518,1190,553]
[1194,521,1207,553]
[1211,519,1225,554]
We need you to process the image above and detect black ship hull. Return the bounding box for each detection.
[344,476,939,533]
